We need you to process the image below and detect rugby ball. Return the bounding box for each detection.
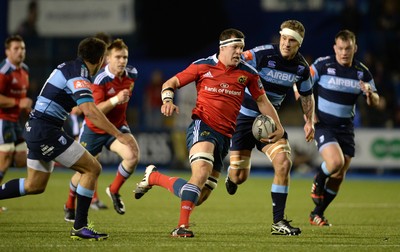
[252,114,276,141]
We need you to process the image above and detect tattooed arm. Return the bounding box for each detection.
[299,93,315,142]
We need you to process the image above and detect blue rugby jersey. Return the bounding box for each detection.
[240,44,312,117]
[32,58,94,124]
[310,55,377,126]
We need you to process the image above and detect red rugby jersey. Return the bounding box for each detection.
[176,54,265,138]
[0,60,29,122]
[85,65,137,134]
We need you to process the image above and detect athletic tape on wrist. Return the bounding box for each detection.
[161,87,174,102]
[110,96,119,106]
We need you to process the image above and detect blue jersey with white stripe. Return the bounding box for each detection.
[311,55,377,126]
[32,58,94,124]
[240,44,312,118]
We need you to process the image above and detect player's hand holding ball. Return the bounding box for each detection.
[252,114,278,144]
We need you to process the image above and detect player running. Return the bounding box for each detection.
[225,20,315,235]
[308,30,379,226]
[0,37,137,240]
[134,28,284,237]
[63,39,140,221]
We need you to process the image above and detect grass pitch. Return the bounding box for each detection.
[0,168,399,252]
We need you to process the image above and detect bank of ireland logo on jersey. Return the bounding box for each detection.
[73,79,91,89]
[58,136,67,145]
[220,83,229,89]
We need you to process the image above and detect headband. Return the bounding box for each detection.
[219,38,245,48]
[279,28,303,45]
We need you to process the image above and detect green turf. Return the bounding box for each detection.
[1,168,399,252]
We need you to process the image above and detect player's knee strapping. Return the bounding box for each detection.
[229,155,251,170]
[189,152,214,166]
[264,138,291,161]
[204,175,218,190]
[15,142,27,152]
[0,143,15,152]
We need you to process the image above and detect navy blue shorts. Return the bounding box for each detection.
[79,124,131,156]
[230,114,288,152]
[23,118,75,162]
[186,119,230,173]
[0,119,24,144]
[314,123,355,157]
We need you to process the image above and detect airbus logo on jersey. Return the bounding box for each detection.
[73,79,91,89]
[327,76,360,89]
[266,69,297,82]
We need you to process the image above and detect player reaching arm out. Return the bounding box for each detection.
[78,101,131,145]
[0,37,136,241]
[64,39,140,222]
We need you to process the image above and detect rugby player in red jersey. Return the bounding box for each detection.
[134,28,284,237]
[63,39,139,221]
[0,35,32,212]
